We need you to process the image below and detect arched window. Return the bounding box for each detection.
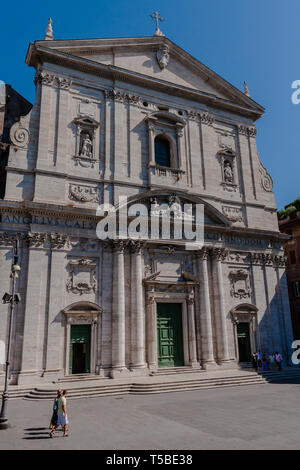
[155,136,171,167]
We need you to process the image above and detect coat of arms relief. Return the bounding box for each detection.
[66,258,97,295]
[229,269,251,300]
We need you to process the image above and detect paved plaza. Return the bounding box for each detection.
[0,380,300,450]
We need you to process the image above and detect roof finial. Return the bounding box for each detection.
[44,18,53,40]
[150,11,165,37]
[243,81,250,97]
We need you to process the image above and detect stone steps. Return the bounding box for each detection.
[23,373,266,400]
[258,369,300,382]
[150,367,203,376]
[56,374,105,383]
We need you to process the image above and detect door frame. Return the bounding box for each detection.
[69,324,91,374]
[230,303,259,363]
[156,302,185,367]
[146,290,196,370]
[62,301,102,376]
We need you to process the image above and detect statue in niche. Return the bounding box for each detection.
[224,161,233,183]
[80,132,93,158]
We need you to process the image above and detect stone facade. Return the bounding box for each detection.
[0,34,294,385]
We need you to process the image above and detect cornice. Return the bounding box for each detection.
[0,199,286,243]
[26,43,264,120]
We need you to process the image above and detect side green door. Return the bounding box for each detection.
[69,325,91,374]
[157,303,184,367]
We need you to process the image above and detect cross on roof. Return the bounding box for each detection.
[150,11,165,37]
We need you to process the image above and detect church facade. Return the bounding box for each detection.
[0,26,294,385]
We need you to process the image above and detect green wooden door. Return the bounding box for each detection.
[237,323,251,362]
[157,303,184,367]
[69,325,91,374]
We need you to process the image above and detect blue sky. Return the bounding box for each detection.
[1,0,299,210]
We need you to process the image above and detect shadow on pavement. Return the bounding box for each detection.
[23,427,52,440]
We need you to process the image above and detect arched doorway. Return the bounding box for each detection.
[230,304,259,363]
[62,301,102,375]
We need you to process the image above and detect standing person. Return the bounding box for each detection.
[51,389,69,437]
[49,389,61,434]
[275,352,283,371]
[256,350,263,369]
[261,353,268,371]
[252,352,258,371]
[269,353,276,370]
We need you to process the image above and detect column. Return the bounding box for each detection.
[213,249,231,363]
[111,241,127,377]
[176,124,184,170]
[45,235,69,377]
[18,236,49,384]
[197,249,217,368]
[35,79,53,170]
[147,120,156,167]
[130,242,147,370]
[146,290,157,370]
[187,294,199,368]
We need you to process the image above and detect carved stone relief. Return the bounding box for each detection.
[156,44,170,69]
[222,205,243,223]
[69,184,99,203]
[66,258,97,295]
[229,269,251,299]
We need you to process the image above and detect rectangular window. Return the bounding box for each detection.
[293,281,300,298]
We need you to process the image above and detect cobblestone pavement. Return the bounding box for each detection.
[0,380,300,450]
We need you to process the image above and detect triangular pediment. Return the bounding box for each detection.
[27,36,263,117]
[124,190,230,228]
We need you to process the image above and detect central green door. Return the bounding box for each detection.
[69,325,91,374]
[157,303,184,367]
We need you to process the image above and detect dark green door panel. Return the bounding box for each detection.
[157,303,184,367]
[237,322,251,362]
[69,325,91,374]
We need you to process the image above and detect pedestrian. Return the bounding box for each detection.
[50,389,69,437]
[49,389,61,433]
[269,353,276,370]
[256,350,263,369]
[252,352,258,371]
[275,352,283,371]
[262,353,268,371]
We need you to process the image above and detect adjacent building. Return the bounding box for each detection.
[278,200,300,340]
[0,23,294,385]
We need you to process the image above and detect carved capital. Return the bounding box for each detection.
[200,112,214,126]
[211,247,228,261]
[112,240,128,253]
[237,125,248,135]
[197,247,209,260]
[49,233,70,250]
[130,240,146,254]
[36,71,72,89]
[27,232,48,248]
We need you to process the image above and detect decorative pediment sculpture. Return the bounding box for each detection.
[156,44,170,70]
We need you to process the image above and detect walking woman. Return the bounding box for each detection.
[49,389,62,434]
[50,389,69,437]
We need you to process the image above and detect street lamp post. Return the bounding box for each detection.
[0,239,21,430]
